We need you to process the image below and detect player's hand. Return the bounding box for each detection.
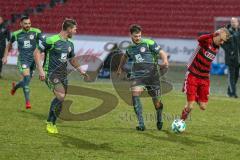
[39,69,45,81]
[2,56,7,64]
[160,60,169,68]
[81,72,91,81]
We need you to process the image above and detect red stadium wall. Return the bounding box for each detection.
[1,0,240,38]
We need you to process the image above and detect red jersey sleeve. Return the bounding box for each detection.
[197,34,214,48]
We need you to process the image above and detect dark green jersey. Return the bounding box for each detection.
[11,27,42,64]
[126,38,161,78]
[38,34,75,77]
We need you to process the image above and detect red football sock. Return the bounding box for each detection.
[181,107,191,121]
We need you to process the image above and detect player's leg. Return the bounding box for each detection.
[181,101,195,121]
[197,78,210,110]
[152,95,163,130]
[11,61,25,95]
[131,85,145,131]
[181,73,197,121]
[21,68,31,109]
[46,80,66,134]
[147,83,163,130]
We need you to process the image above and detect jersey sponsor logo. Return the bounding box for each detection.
[135,54,144,63]
[60,53,68,62]
[23,40,32,48]
[29,34,34,40]
[140,47,146,52]
[205,51,215,60]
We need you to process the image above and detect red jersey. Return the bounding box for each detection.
[187,34,219,79]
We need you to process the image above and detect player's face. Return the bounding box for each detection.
[21,19,31,31]
[131,32,142,44]
[214,32,229,46]
[66,25,77,38]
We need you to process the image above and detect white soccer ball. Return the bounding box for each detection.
[171,119,186,133]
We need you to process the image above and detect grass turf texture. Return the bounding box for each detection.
[0,65,240,160]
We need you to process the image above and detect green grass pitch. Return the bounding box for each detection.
[0,65,240,160]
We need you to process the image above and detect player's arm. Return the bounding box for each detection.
[159,49,169,67]
[69,57,89,78]
[117,53,128,75]
[68,43,89,78]
[34,48,45,81]
[149,40,169,67]
[34,35,50,81]
[2,32,14,64]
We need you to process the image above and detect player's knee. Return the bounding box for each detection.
[186,101,194,110]
[199,103,207,110]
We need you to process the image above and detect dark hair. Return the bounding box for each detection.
[129,24,142,34]
[62,18,77,31]
[20,15,29,21]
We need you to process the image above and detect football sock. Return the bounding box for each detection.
[181,107,191,120]
[132,96,144,127]
[152,97,163,123]
[47,97,62,125]
[22,75,31,102]
[14,81,24,90]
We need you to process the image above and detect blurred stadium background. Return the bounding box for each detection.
[1,0,240,95]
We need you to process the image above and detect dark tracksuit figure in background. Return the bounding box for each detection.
[0,16,11,78]
[222,17,240,98]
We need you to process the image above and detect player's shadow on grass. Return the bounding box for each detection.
[19,110,65,123]
[142,130,207,147]
[60,125,139,134]
[53,134,123,153]
[19,110,46,120]
[203,134,240,146]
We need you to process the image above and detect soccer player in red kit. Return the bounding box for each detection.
[181,28,230,121]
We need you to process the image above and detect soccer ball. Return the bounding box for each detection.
[171,119,186,133]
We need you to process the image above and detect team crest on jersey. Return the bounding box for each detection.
[140,47,146,52]
[22,64,27,69]
[29,35,34,40]
[68,46,72,53]
[53,78,59,84]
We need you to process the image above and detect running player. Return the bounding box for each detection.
[2,16,42,109]
[181,28,230,121]
[34,18,88,134]
[117,24,169,131]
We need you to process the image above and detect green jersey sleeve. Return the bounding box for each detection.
[38,36,53,52]
[148,40,162,55]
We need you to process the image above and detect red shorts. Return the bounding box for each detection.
[182,72,210,103]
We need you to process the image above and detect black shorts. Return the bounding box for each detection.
[46,71,68,92]
[131,71,161,97]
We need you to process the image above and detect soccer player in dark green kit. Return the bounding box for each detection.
[2,16,42,109]
[117,24,169,131]
[34,18,88,134]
